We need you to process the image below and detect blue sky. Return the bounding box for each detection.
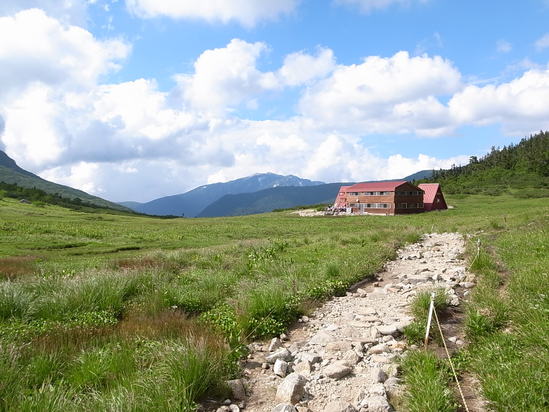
[0,0,548,201]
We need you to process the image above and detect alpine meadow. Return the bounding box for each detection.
[1,1,549,411]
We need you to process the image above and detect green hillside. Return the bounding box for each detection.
[421,131,549,197]
[0,151,130,211]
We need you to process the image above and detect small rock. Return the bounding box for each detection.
[324,361,353,379]
[369,383,386,396]
[229,405,240,412]
[342,350,362,366]
[267,348,292,364]
[384,363,400,378]
[377,325,398,336]
[448,336,458,343]
[367,343,386,354]
[274,359,289,377]
[356,288,368,297]
[275,373,307,404]
[299,353,322,364]
[310,331,336,345]
[301,316,309,322]
[370,367,388,383]
[370,354,390,363]
[280,333,289,341]
[365,395,391,412]
[461,282,475,288]
[326,341,353,353]
[269,338,282,352]
[224,399,232,405]
[293,361,312,376]
[384,377,403,401]
[288,342,303,355]
[324,400,357,412]
[262,362,270,369]
[217,407,229,412]
[226,379,246,401]
[273,404,297,412]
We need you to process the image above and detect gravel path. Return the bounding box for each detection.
[223,233,476,412]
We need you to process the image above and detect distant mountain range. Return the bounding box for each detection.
[0,150,130,212]
[121,170,434,218]
[119,173,324,217]
[197,182,350,217]
[197,171,434,217]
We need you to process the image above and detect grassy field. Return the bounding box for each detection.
[0,194,547,411]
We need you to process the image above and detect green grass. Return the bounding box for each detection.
[0,194,548,410]
[464,227,549,411]
[401,350,457,412]
[403,288,448,345]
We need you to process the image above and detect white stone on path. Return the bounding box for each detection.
[275,373,307,404]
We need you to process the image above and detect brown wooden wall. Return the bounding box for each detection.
[344,182,424,215]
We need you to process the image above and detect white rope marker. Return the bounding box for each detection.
[424,291,435,348]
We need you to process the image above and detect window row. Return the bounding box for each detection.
[349,203,390,209]
[398,203,424,209]
[396,191,423,196]
[347,191,391,196]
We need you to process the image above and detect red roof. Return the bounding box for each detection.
[347,180,409,192]
[418,183,440,204]
[418,183,447,211]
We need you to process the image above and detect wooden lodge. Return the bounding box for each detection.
[333,180,447,215]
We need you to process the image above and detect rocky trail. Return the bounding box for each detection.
[218,233,478,412]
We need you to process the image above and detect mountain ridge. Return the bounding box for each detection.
[120,173,325,217]
[0,150,130,212]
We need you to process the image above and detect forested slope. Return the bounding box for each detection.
[420,131,549,197]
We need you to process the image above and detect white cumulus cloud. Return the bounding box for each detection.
[299,51,461,135]
[175,39,335,113]
[335,0,428,14]
[277,48,336,86]
[0,9,129,97]
[125,0,300,26]
[449,67,549,134]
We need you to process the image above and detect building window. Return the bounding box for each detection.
[399,203,407,209]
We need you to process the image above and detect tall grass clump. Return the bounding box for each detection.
[0,282,32,319]
[237,281,302,339]
[7,270,155,323]
[401,350,457,412]
[403,288,448,344]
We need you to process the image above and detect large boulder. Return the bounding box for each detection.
[274,359,289,377]
[225,379,246,400]
[275,373,308,404]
